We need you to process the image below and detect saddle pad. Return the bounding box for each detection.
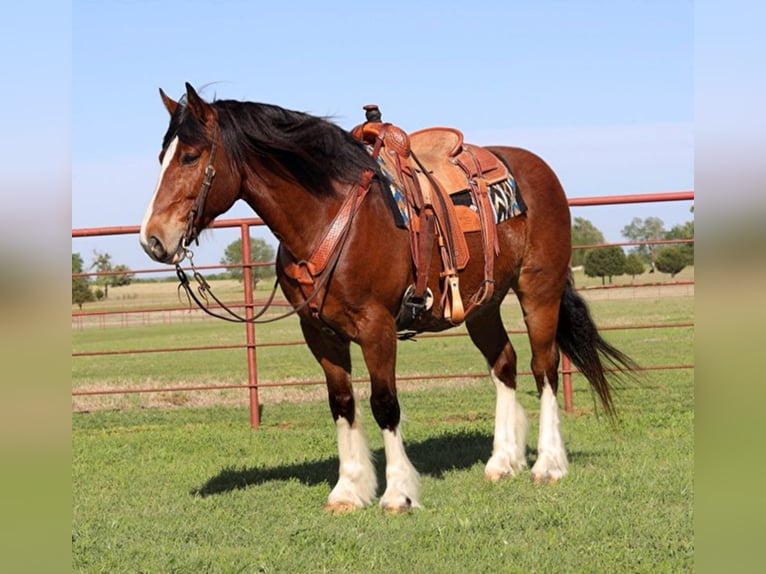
[368,147,410,227]
[451,176,526,231]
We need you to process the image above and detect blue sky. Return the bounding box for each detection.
[72,0,693,271]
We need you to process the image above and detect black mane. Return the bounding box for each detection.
[164,97,378,195]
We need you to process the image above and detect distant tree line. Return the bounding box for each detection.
[572,208,694,285]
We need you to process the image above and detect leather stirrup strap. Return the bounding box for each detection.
[411,151,462,272]
[390,149,435,302]
[470,177,496,306]
[458,147,499,308]
[433,215,465,325]
[414,209,436,298]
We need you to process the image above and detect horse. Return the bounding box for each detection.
[140,82,636,513]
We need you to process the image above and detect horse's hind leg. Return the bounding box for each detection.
[516,277,569,483]
[300,320,377,512]
[466,307,529,480]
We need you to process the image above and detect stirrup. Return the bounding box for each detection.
[395,284,433,335]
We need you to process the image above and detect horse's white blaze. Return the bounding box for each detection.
[327,416,377,508]
[531,377,569,481]
[139,136,179,247]
[380,427,421,509]
[485,371,528,480]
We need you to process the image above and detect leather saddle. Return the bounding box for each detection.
[409,127,509,194]
[351,106,509,327]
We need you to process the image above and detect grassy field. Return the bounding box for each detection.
[72,274,693,572]
[72,369,693,572]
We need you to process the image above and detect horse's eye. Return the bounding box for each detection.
[181,152,200,166]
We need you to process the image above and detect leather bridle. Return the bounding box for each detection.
[181,126,219,250]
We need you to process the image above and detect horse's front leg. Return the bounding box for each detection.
[300,320,377,513]
[359,314,421,512]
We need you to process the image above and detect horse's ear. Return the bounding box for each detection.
[159,88,179,116]
[185,82,212,124]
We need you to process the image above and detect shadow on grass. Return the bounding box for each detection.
[192,428,493,497]
[191,429,608,497]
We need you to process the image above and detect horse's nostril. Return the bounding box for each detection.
[149,236,167,260]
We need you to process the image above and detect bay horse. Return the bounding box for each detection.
[140,83,635,513]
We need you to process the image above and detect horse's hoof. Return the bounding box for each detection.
[323,501,359,514]
[484,470,507,482]
[381,496,414,514]
[532,473,562,484]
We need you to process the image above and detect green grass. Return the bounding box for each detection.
[73,367,693,573]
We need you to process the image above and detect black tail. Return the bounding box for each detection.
[556,278,639,419]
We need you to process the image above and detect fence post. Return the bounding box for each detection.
[562,353,573,413]
[240,224,260,428]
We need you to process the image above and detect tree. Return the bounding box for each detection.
[220,237,276,287]
[90,250,113,299]
[584,246,626,285]
[624,253,646,281]
[621,216,666,268]
[571,217,606,267]
[664,220,694,266]
[72,253,94,308]
[110,264,135,287]
[654,246,687,278]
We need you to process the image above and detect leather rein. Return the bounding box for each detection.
[174,130,374,324]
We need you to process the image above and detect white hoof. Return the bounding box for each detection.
[531,450,568,483]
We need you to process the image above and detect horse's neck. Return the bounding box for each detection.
[240,173,344,262]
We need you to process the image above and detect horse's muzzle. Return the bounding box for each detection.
[143,235,181,264]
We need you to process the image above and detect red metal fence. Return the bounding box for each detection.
[72,191,694,427]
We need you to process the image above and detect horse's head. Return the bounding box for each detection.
[140,83,241,264]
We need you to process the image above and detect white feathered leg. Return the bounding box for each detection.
[485,371,528,480]
[324,415,377,513]
[379,426,420,512]
[531,377,569,483]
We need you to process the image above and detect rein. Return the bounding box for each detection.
[175,168,374,324]
[175,250,313,324]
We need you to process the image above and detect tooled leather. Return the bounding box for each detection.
[282,170,373,293]
[382,124,410,156]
